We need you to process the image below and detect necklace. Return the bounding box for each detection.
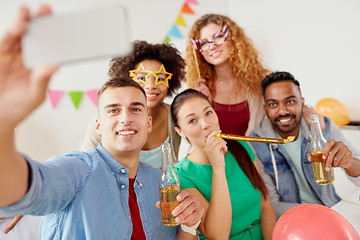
[217,77,224,85]
[217,76,232,84]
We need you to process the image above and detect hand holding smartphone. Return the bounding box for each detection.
[22,5,130,68]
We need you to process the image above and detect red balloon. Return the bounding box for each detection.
[273,204,359,240]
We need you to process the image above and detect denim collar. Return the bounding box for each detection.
[95,144,146,186]
[95,144,129,176]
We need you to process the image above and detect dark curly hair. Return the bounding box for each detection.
[108,40,185,97]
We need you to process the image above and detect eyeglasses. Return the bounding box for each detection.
[191,25,228,52]
[129,63,173,88]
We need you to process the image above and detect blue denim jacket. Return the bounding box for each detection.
[0,145,178,239]
[250,117,360,219]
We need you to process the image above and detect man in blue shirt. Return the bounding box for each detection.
[250,71,360,219]
[0,5,203,239]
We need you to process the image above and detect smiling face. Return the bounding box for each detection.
[175,97,220,149]
[96,86,152,157]
[263,81,304,139]
[130,59,169,109]
[198,23,231,66]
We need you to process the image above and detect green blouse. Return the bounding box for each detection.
[174,141,263,240]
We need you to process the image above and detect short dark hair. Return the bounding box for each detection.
[98,77,146,101]
[261,71,301,96]
[108,40,185,97]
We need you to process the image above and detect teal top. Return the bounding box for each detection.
[174,141,263,240]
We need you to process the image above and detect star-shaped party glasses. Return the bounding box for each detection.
[129,63,173,88]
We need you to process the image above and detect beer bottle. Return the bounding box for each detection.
[159,143,180,226]
[309,114,334,184]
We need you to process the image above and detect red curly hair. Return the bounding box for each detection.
[185,14,270,98]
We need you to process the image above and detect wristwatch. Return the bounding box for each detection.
[180,219,201,236]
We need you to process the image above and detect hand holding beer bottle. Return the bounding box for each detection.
[158,143,204,232]
[309,114,335,184]
[159,143,181,226]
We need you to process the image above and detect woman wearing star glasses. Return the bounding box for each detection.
[81,40,184,168]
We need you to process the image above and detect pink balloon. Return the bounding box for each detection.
[273,204,360,240]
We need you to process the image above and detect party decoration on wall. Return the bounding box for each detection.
[185,0,198,4]
[68,91,84,109]
[181,3,195,14]
[49,0,199,110]
[163,36,171,44]
[273,204,359,240]
[175,14,187,27]
[315,98,351,126]
[168,25,183,39]
[85,89,99,106]
[162,0,198,43]
[47,88,99,110]
[48,89,65,109]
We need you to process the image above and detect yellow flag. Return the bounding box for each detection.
[175,13,187,27]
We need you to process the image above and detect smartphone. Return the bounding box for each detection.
[22,5,131,68]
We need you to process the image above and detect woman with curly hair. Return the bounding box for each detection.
[81,40,185,168]
[186,14,269,136]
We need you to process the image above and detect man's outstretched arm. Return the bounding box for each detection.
[0,5,58,207]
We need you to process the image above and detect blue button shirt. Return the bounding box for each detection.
[0,145,178,239]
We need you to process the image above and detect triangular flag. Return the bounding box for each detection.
[68,91,84,109]
[175,13,187,27]
[169,25,183,38]
[48,89,64,109]
[181,3,195,14]
[163,35,171,43]
[85,89,99,106]
[185,0,198,5]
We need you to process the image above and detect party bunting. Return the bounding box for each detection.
[47,89,102,110]
[163,35,171,43]
[181,3,195,14]
[169,25,183,38]
[175,13,187,27]
[68,91,84,109]
[185,0,198,4]
[85,89,99,106]
[49,0,200,108]
[163,0,198,43]
[48,89,64,109]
